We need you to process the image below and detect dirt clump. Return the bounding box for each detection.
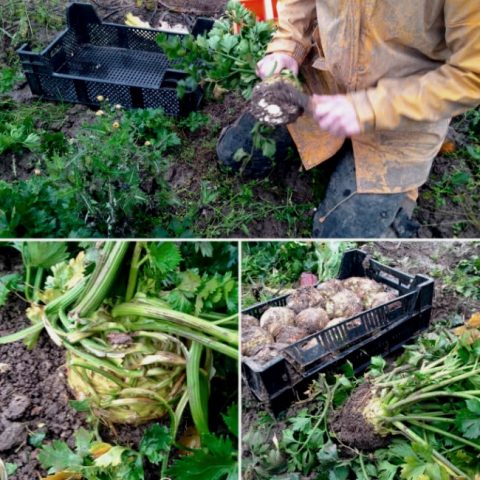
[329,383,388,451]
[250,80,308,126]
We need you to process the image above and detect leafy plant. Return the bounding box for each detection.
[444,255,480,299]
[168,403,238,479]
[0,67,23,93]
[43,104,179,237]
[157,1,275,99]
[243,317,480,480]
[38,426,166,479]
[0,272,22,307]
[0,176,91,238]
[1,241,238,478]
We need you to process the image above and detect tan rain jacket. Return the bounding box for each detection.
[266,0,480,194]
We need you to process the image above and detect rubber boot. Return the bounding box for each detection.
[312,142,420,238]
[216,111,294,179]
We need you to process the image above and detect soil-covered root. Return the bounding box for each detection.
[242,326,274,356]
[260,307,296,337]
[287,287,326,313]
[250,80,308,126]
[295,307,329,334]
[242,314,260,328]
[316,279,344,297]
[325,317,347,329]
[364,290,398,309]
[275,325,309,344]
[329,383,389,451]
[251,343,287,364]
[342,277,384,299]
[325,289,363,319]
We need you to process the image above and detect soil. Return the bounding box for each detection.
[329,383,387,451]
[241,241,480,479]
[0,295,89,479]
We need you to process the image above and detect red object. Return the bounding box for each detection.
[240,0,278,21]
[300,272,318,287]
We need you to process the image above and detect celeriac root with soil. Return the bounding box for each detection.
[329,315,480,478]
[249,76,309,126]
[0,241,239,478]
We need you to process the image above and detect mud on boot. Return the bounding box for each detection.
[216,111,294,179]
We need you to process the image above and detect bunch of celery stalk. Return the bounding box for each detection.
[0,241,238,476]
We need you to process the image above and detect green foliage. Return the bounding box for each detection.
[0,176,90,238]
[139,424,172,465]
[455,399,480,439]
[168,407,238,480]
[222,403,239,438]
[39,438,84,472]
[15,241,68,269]
[148,242,183,276]
[0,67,21,93]
[444,255,480,299]
[28,430,47,448]
[5,463,18,475]
[165,270,238,315]
[178,112,211,133]
[242,242,355,305]
[168,434,238,480]
[38,427,145,479]
[157,1,275,99]
[0,272,22,307]
[43,105,178,237]
[0,122,41,154]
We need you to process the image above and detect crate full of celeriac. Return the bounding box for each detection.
[241,249,434,413]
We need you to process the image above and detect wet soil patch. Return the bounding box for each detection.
[362,241,480,322]
[329,383,387,451]
[0,296,88,480]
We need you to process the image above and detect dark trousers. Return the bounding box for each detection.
[312,141,417,238]
[217,113,419,238]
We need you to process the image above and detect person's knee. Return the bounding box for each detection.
[216,112,294,179]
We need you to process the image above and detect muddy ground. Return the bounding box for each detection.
[1,0,478,238]
[241,241,480,479]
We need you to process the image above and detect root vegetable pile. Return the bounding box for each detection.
[242,277,397,364]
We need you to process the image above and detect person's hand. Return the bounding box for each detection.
[311,94,361,137]
[256,53,299,79]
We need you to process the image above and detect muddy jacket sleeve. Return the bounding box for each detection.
[265,0,317,65]
[349,0,480,132]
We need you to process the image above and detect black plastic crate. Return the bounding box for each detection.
[17,3,213,114]
[242,249,434,413]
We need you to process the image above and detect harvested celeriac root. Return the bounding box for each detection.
[287,287,326,313]
[295,307,330,334]
[242,326,274,356]
[260,307,296,337]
